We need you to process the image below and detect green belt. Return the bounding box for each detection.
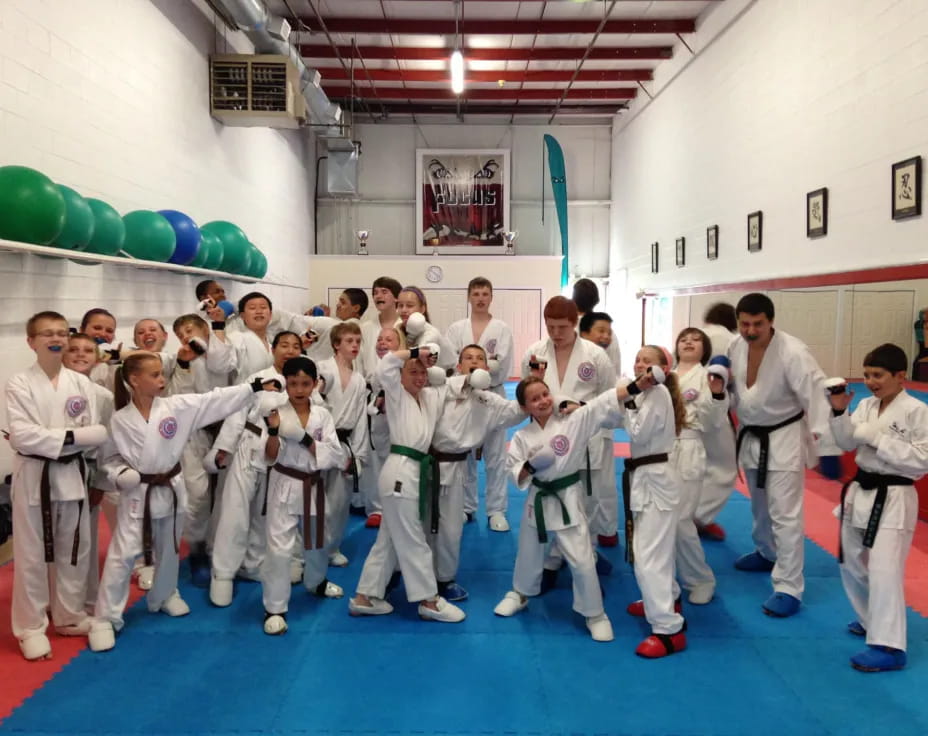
[530,471,581,543]
[389,444,436,529]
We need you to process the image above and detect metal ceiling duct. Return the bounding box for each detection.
[212,0,342,133]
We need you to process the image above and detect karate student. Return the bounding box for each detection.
[445,277,516,531]
[314,322,370,567]
[671,329,729,605]
[428,345,524,601]
[348,345,466,623]
[133,319,169,353]
[334,287,369,323]
[7,312,109,660]
[522,296,617,582]
[207,332,301,606]
[171,312,237,587]
[619,346,689,657]
[359,276,403,380]
[828,344,928,672]
[62,333,116,613]
[396,286,455,370]
[81,308,119,390]
[88,352,281,652]
[361,326,407,528]
[261,356,346,635]
[492,374,623,643]
[728,293,831,617]
[572,279,622,372]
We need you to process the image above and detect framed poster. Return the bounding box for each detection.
[416,148,511,255]
[747,210,763,252]
[892,156,921,220]
[807,187,828,237]
[706,225,719,260]
[650,242,659,273]
[675,237,685,267]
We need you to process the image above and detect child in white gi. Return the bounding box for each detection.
[314,322,370,567]
[445,277,516,531]
[207,331,302,606]
[88,352,280,652]
[7,312,109,660]
[397,286,455,370]
[620,346,689,658]
[359,276,403,381]
[492,375,622,642]
[828,343,928,672]
[261,357,345,635]
[81,308,119,390]
[349,346,466,623]
[671,328,729,605]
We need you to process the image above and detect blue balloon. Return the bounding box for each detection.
[157,209,201,265]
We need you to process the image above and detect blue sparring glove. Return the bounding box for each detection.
[217,300,236,318]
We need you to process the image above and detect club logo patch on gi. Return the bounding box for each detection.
[159,416,178,440]
[485,338,497,355]
[577,361,596,382]
[65,395,87,418]
[682,388,700,402]
[550,434,570,456]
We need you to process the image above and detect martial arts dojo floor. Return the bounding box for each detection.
[2,383,928,736]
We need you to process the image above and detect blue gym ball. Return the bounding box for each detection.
[157,209,201,265]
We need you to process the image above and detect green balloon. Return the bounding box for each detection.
[203,237,224,270]
[84,199,125,255]
[122,210,176,262]
[236,246,253,276]
[0,166,66,245]
[251,249,267,279]
[190,230,219,268]
[201,220,250,273]
[54,185,95,250]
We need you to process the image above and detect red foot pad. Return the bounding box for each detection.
[636,631,687,658]
[697,522,726,541]
[365,513,382,528]
[626,598,682,618]
[598,534,619,548]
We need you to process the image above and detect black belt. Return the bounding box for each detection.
[736,410,804,489]
[202,421,223,442]
[138,463,183,567]
[271,464,325,549]
[19,452,87,565]
[430,449,469,463]
[839,468,914,563]
[336,427,360,495]
[621,453,669,564]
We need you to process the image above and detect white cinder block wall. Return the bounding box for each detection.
[316,123,613,277]
[611,0,928,295]
[0,0,316,471]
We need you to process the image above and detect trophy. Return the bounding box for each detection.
[503,230,518,256]
[356,229,369,256]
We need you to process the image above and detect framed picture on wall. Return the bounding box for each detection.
[892,156,922,220]
[806,187,828,237]
[747,210,763,252]
[707,225,719,260]
[415,148,511,254]
[675,237,685,267]
[650,242,659,273]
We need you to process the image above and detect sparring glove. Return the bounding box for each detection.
[524,445,557,474]
[189,337,208,356]
[420,342,441,364]
[707,363,729,383]
[97,343,122,364]
[71,425,108,449]
[251,377,283,392]
[405,312,426,337]
[255,388,289,416]
[202,449,222,474]
[468,368,491,391]
[649,365,666,384]
[427,366,447,386]
[852,422,881,447]
[824,377,848,395]
[278,417,307,442]
[115,468,141,490]
[486,358,501,378]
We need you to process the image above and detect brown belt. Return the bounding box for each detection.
[270,464,325,550]
[138,463,183,567]
[19,452,87,565]
[244,421,262,437]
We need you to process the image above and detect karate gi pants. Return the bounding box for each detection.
[181,429,216,548]
[745,468,805,599]
[211,453,267,581]
[463,423,508,516]
[12,497,90,640]
[427,480,466,583]
[583,437,619,537]
[696,479,734,527]
[633,502,686,634]
[360,448,385,516]
[325,468,352,555]
[261,500,328,615]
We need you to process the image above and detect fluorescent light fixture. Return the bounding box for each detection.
[450,49,465,94]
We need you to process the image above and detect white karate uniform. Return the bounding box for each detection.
[830,390,928,651]
[703,324,736,361]
[7,365,106,643]
[620,384,685,634]
[315,357,370,555]
[94,383,258,630]
[672,365,728,593]
[407,321,456,371]
[261,402,344,615]
[84,382,115,611]
[210,367,285,582]
[728,330,831,599]
[521,336,619,539]
[360,371,389,516]
[228,329,274,384]
[446,316,515,517]
[224,308,337,360]
[355,352,443,602]
[429,377,524,582]
[508,389,621,617]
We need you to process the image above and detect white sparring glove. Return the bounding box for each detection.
[405,312,427,337]
[648,365,666,384]
[202,448,222,474]
[468,368,491,391]
[278,417,306,442]
[71,424,108,448]
[487,358,501,378]
[420,342,441,364]
[427,365,447,386]
[526,445,557,473]
[852,422,881,447]
[97,343,122,364]
[707,363,729,383]
[115,468,141,490]
[824,377,848,395]
[367,401,381,416]
[255,389,289,417]
[189,336,208,356]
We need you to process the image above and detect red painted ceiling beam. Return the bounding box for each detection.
[317,67,652,83]
[301,17,696,35]
[346,103,627,116]
[324,86,637,100]
[301,44,672,61]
